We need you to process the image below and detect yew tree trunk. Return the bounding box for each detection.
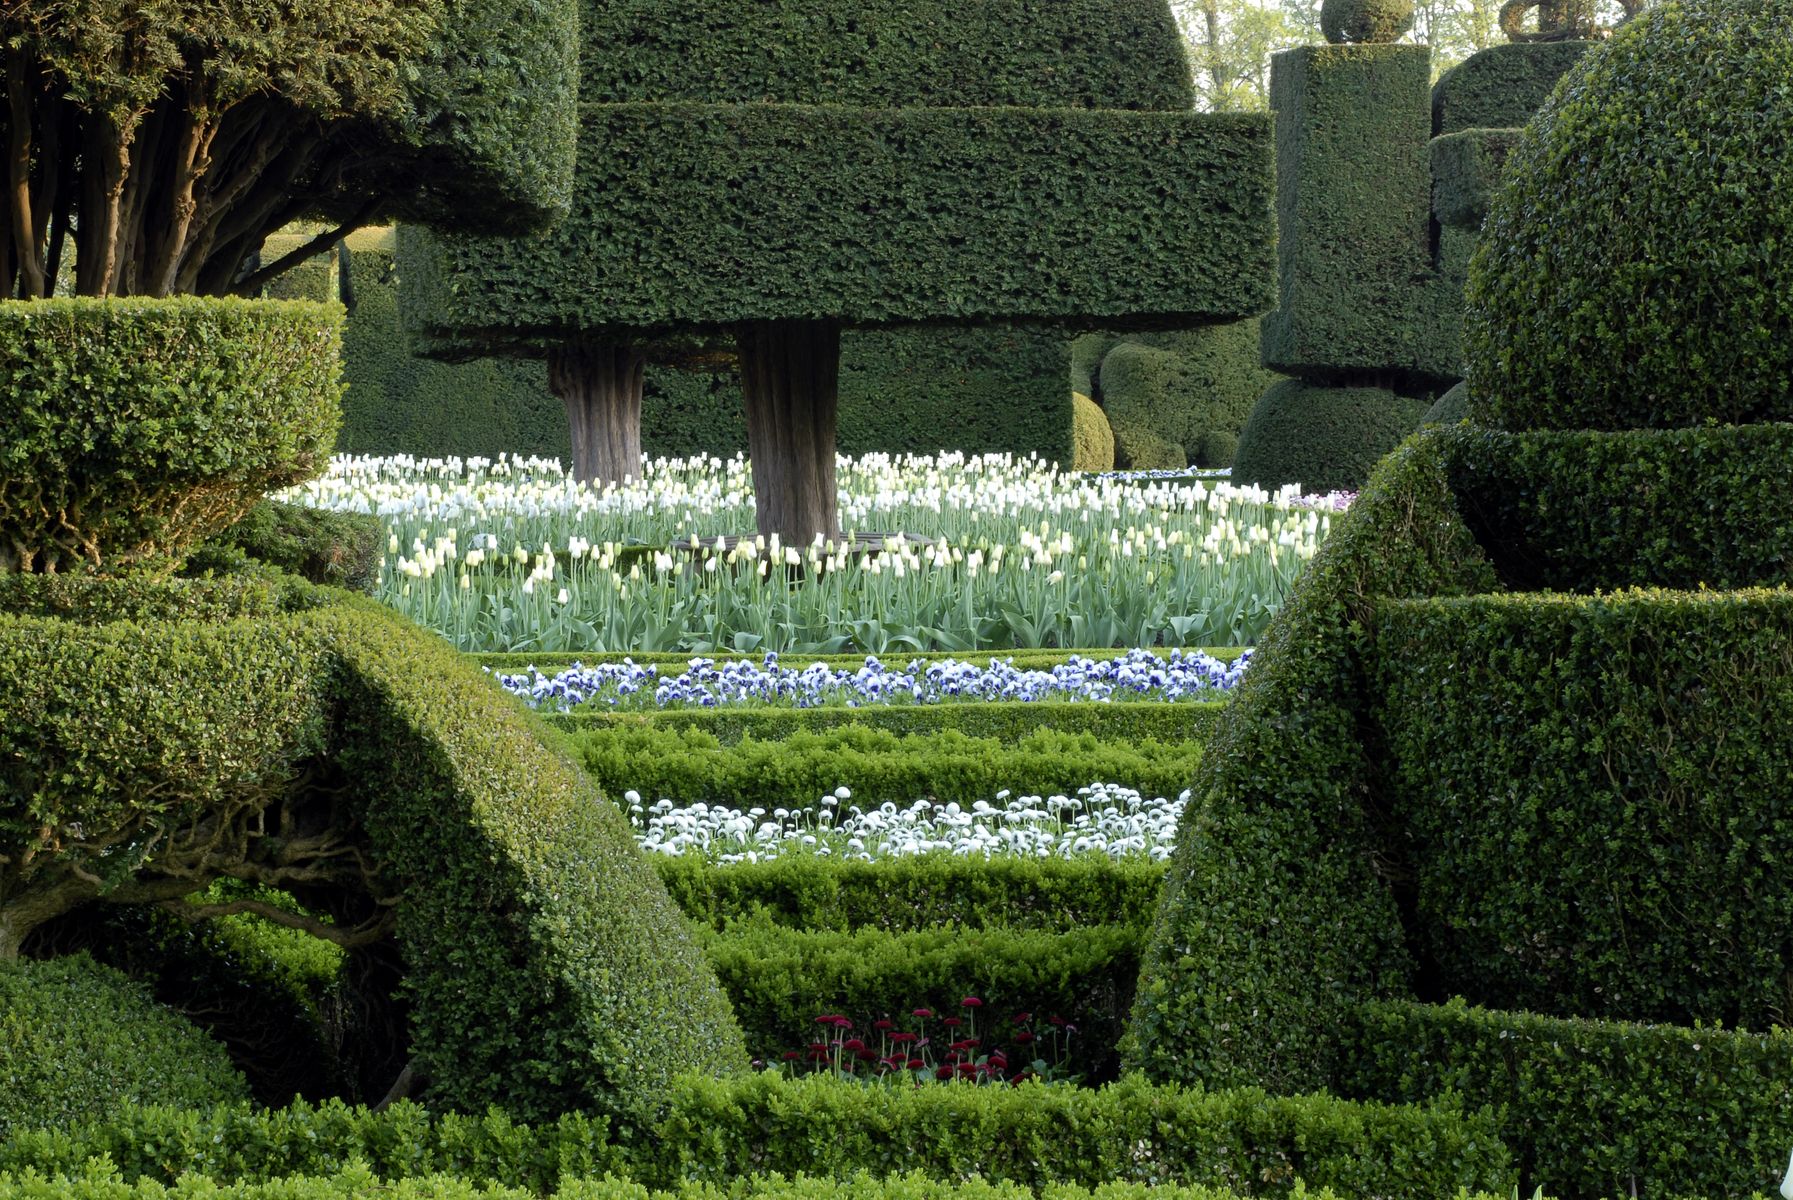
[549,343,645,487]
[738,319,841,546]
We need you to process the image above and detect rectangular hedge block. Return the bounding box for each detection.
[1259,45,1451,384]
[1343,998,1793,1200]
[401,103,1275,348]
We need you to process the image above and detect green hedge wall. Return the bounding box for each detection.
[1342,998,1793,1200]
[569,724,1202,812]
[335,234,572,461]
[1126,434,1499,1093]
[1439,422,1793,592]
[1258,45,1449,384]
[654,855,1166,933]
[1371,587,1793,1028]
[1230,380,1428,493]
[1097,323,1280,470]
[550,698,1225,747]
[0,1171,1515,1200]
[0,298,342,574]
[0,580,744,1123]
[1430,41,1593,136]
[580,0,1190,110]
[700,920,1140,1079]
[401,105,1274,350]
[0,955,248,1139]
[2,1080,1512,1197]
[1429,129,1520,230]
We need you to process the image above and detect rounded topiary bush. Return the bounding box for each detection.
[1072,392,1116,472]
[0,297,343,574]
[1321,0,1415,43]
[1232,380,1428,493]
[1464,0,1793,431]
[1423,381,1470,424]
[0,953,248,1136]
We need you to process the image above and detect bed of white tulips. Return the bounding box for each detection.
[282,451,1336,653]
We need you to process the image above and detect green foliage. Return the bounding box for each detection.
[1259,45,1450,383]
[1370,586,1793,1027]
[578,0,1189,109]
[1343,998,1793,1200]
[654,855,1166,934]
[0,1097,1513,1198]
[839,328,1076,465]
[401,106,1274,352]
[1439,421,1793,592]
[260,236,338,302]
[1070,335,1118,403]
[0,573,300,623]
[1097,323,1280,470]
[1422,381,1469,425]
[655,1073,1511,1195]
[0,298,342,574]
[334,235,572,461]
[0,954,247,1138]
[552,700,1224,750]
[0,1101,617,1192]
[1464,0,1793,430]
[1231,380,1428,492]
[1431,41,1593,136]
[1072,393,1116,472]
[569,725,1202,814]
[187,501,383,593]
[1319,0,1415,44]
[640,369,746,461]
[1429,129,1520,230]
[1126,433,1499,1092]
[321,598,748,1121]
[700,919,1139,1078]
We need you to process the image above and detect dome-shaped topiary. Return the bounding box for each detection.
[1071,392,1116,472]
[1321,0,1415,44]
[0,954,248,1137]
[1464,0,1793,431]
[1232,380,1428,493]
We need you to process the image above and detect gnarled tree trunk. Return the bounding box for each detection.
[738,319,841,547]
[549,342,645,487]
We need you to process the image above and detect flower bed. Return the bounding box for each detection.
[496,648,1251,712]
[282,452,1333,651]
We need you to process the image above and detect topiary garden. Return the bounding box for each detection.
[3,0,1787,1199]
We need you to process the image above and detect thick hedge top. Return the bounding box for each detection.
[583,0,1192,109]
[1464,0,1793,430]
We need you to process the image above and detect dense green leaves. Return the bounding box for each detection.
[0,298,342,573]
[1343,999,1793,1200]
[1231,380,1428,492]
[402,105,1274,349]
[0,954,247,1139]
[1430,40,1592,135]
[570,724,1203,815]
[1465,0,1793,429]
[1372,587,1793,1026]
[1096,322,1281,470]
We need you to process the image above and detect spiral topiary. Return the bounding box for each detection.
[1321,0,1416,44]
[1464,0,1793,431]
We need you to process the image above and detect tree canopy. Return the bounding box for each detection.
[0,0,578,298]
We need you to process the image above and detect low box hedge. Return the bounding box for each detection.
[656,855,1167,933]
[569,724,1202,812]
[1341,998,1793,1200]
[699,920,1141,1079]
[550,701,1222,749]
[0,1077,1513,1198]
